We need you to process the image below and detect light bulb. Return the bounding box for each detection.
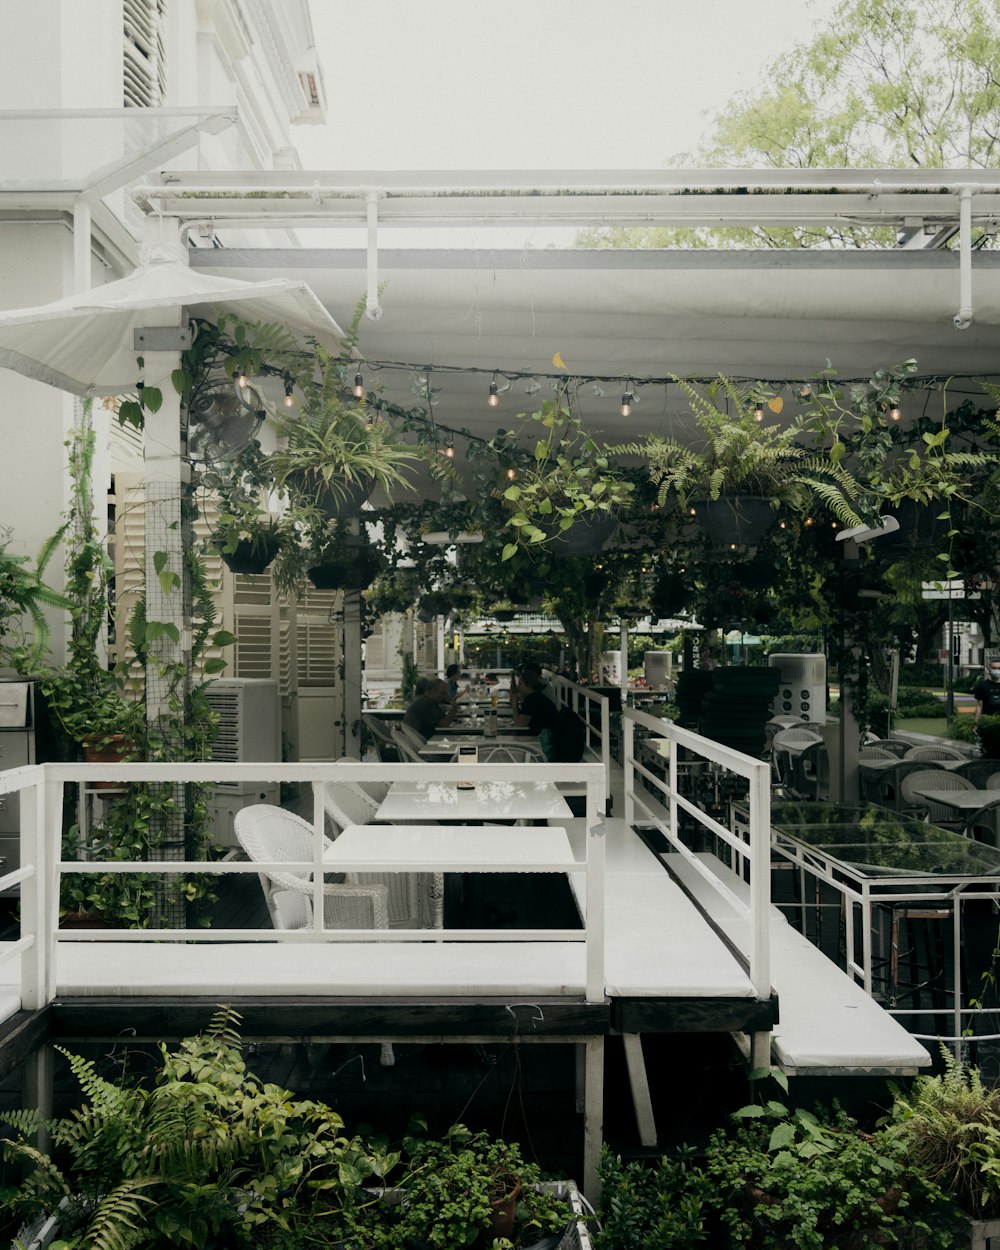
[283,393,294,407]
[888,403,902,421]
[353,372,365,399]
[443,444,455,459]
[620,391,634,418]
[487,381,500,407]
[506,467,517,481]
[237,372,248,388]
[753,404,764,422]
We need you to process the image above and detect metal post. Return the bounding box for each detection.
[947,594,955,723]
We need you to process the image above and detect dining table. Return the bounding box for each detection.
[326,822,576,875]
[417,735,541,761]
[375,778,574,823]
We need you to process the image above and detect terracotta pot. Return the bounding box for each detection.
[82,733,133,794]
[472,1180,521,1249]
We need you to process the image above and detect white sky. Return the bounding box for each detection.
[294,0,843,172]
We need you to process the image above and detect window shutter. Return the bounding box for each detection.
[124,0,167,107]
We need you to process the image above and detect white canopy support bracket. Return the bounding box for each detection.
[954,186,973,330]
[366,190,383,321]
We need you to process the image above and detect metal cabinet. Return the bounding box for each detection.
[0,680,46,893]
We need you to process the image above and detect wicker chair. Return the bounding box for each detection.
[771,728,822,790]
[962,797,1000,847]
[391,727,426,762]
[362,713,401,763]
[903,744,968,763]
[952,759,1000,787]
[234,804,395,1066]
[475,743,546,763]
[860,759,928,809]
[397,721,430,749]
[324,781,444,930]
[898,767,977,826]
[791,741,830,801]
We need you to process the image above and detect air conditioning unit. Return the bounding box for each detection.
[202,679,281,848]
[767,653,827,723]
[644,651,673,687]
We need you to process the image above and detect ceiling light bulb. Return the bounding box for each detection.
[506,467,517,481]
[283,393,294,407]
[888,403,902,421]
[753,404,764,422]
[353,372,365,398]
[805,517,814,527]
[443,444,455,458]
[620,391,634,418]
[487,381,500,408]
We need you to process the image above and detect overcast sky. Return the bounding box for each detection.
[294,0,843,171]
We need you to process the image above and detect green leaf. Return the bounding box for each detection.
[143,386,163,413]
[171,369,192,396]
[203,658,227,674]
[732,1104,766,1118]
[502,485,521,501]
[153,551,169,575]
[158,569,181,596]
[501,544,518,561]
[768,1121,797,1151]
[117,400,144,430]
[535,440,549,461]
[212,630,238,648]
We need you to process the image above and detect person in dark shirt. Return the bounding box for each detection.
[403,678,456,741]
[444,663,467,702]
[511,668,559,755]
[974,660,1000,722]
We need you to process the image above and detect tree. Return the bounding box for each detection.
[579,0,1000,250]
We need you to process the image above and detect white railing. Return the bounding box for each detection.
[622,707,771,1003]
[552,678,611,807]
[0,758,607,1009]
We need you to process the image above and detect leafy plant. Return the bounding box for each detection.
[496,393,635,558]
[701,1069,962,1249]
[884,1046,1000,1220]
[594,1144,710,1249]
[0,1008,388,1250]
[0,528,69,672]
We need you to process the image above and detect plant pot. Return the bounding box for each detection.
[307,552,382,591]
[471,1180,521,1249]
[691,496,777,547]
[492,608,517,622]
[540,512,618,555]
[218,535,280,575]
[286,468,374,518]
[82,733,133,793]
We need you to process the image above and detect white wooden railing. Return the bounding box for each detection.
[622,707,772,1003]
[0,759,607,1010]
[551,678,612,806]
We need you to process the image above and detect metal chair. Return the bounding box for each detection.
[324,781,444,930]
[234,804,395,1066]
[898,767,977,826]
[860,759,928,810]
[771,728,822,791]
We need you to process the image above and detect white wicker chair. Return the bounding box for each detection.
[324,781,444,930]
[962,797,1000,847]
[391,727,427,762]
[234,804,396,1067]
[398,721,429,748]
[898,767,977,826]
[362,714,402,763]
[474,743,546,763]
[903,744,968,762]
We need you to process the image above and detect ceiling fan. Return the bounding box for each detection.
[187,376,268,464]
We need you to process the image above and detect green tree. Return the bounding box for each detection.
[579,0,1000,250]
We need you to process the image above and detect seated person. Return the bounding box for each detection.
[444,662,467,702]
[403,677,456,741]
[511,667,559,755]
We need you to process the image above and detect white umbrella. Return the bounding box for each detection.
[0,242,344,394]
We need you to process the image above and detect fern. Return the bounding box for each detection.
[82,1179,156,1250]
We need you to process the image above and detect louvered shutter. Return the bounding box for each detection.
[124,0,167,107]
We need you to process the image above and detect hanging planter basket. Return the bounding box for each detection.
[540,511,618,556]
[217,535,280,576]
[880,499,947,554]
[306,546,383,591]
[285,468,374,519]
[690,496,776,548]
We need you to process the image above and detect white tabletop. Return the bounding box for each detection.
[418,736,539,759]
[910,787,1000,812]
[376,778,574,822]
[327,823,576,872]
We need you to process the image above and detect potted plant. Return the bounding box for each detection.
[269,343,421,518]
[496,394,635,558]
[639,374,874,547]
[344,1123,578,1249]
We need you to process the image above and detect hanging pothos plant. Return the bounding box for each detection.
[494,389,636,558]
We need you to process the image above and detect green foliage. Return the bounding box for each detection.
[493,391,635,557]
[976,714,1000,759]
[885,1046,1000,1219]
[1,1009,386,1250]
[594,1145,710,1249]
[0,527,69,672]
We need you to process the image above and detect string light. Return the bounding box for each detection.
[752,403,764,422]
[887,402,902,420]
[487,378,500,408]
[442,443,455,459]
[353,371,365,399]
[237,371,248,388]
[283,377,294,407]
[620,390,634,418]
[506,467,517,481]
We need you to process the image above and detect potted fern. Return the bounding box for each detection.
[640,374,874,547]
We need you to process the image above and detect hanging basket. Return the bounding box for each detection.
[540,512,618,556]
[306,547,383,591]
[691,496,776,548]
[218,535,280,575]
[285,469,374,519]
